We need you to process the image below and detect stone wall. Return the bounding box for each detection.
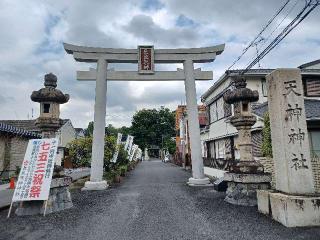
[257,157,275,189]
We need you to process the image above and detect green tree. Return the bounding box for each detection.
[118,126,131,136]
[130,107,175,150]
[105,124,119,137]
[262,112,273,158]
[85,121,94,136]
[163,138,176,154]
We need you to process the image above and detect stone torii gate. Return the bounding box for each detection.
[64,43,225,190]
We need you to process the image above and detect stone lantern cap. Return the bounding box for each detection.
[223,76,259,104]
[31,73,69,104]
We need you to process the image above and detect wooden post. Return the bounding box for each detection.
[7,201,14,218]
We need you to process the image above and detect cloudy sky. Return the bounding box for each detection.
[1,0,319,128]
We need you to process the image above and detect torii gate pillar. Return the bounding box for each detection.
[64,43,225,190]
[83,58,108,190]
[184,60,209,185]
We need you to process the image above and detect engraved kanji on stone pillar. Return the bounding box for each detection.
[267,68,314,194]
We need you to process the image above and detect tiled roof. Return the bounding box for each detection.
[252,99,320,120]
[0,122,41,138]
[0,120,39,132]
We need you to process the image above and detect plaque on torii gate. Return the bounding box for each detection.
[64,43,225,190]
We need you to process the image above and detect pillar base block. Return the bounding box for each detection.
[257,190,320,227]
[81,180,108,191]
[187,177,212,186]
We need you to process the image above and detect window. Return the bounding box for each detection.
[216,97,224,120]
[209,96,231,123]
[215,139,225,159]
[43,103,50,113]
[304,78,320,97]
[309,131,320,157]
[261,79,268,97]
[209,101,217,122]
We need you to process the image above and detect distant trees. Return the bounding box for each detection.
[130,107,175,151]
[83,107,176,152]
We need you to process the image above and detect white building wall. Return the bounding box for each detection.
[58,121,76,148]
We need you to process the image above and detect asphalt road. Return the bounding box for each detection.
[1,160,320,240]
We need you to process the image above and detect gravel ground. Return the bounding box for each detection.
[0,160,320,240]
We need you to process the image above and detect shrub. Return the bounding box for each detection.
[262,112,273,158]
[68,137,93,168]
[119,165,127,176]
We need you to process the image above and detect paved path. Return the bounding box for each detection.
[1,160,320,240]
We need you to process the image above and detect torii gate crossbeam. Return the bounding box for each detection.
[64,43,225,190]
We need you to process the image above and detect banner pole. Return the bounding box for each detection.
[7,201,14,218]
[43,200,48,217]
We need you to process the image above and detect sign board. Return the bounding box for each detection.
[12,138,58,202]
[138,45,154,74]
[129,144,138,161]
[111,133,123,163]
[127,135,134,156]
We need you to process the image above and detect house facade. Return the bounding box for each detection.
[0,122,41,178]
[200,60,320,184]
[0,119,79,173]
[174,105,207,167]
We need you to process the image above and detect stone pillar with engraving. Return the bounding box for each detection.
[257,68,320,227]
[223,77,271,206]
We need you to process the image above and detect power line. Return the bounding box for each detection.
[227,0,291,70]
[242,0,319,74]
[257,0,300,53]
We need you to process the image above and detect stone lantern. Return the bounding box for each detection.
[31,73,69,138]
[223,77,271,206]
[15,73,73,216]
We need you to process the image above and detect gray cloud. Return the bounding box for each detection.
[123,14,199,47]
[0,0,319,128]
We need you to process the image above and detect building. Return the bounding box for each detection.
[0,122,41,178]
[0,119,79,173]
[75,128,85,139]
[200,60,320,180]
[174,105,207,167]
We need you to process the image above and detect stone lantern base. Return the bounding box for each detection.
[224,172,271,206]
[15,177,73,216]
